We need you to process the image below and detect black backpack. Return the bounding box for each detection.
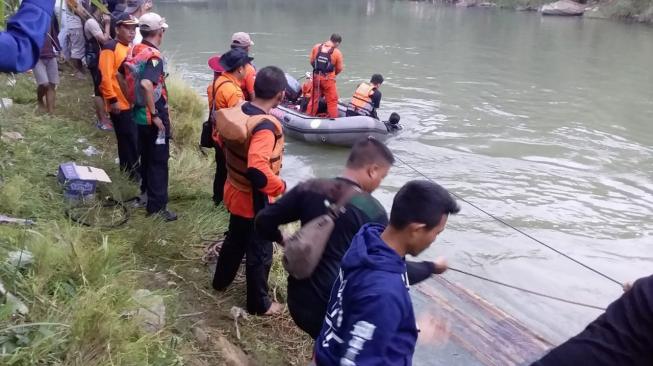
[312,43,336,74]
[83,18,102,69]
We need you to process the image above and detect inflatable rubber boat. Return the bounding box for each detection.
[271,73,401,147]
[271,104,394,147]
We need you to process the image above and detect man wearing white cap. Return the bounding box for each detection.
[129,12,176,221]
[230,32,256,101]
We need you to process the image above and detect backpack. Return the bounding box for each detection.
[200,76,227,148]
[282,185,360,279]
[120,45,164,107]
[313,43,336,74]
[83,19,101,69]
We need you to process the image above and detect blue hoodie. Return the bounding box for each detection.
[315,223,418,366]
[0,0,54,73]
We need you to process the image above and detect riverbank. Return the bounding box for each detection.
[0,69,311,365]
[452,0,653,22]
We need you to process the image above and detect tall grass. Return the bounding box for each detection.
[167,76,206,149]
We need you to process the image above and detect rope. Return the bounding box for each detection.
[65,196,132,228]
[448,267,606,311]
[201,237,224,264]
[394,154,623,287]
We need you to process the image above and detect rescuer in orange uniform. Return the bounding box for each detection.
[307,33,344,118]
[299,71,313,112]
[230,32,256,101]
[211,66,288,315]
[98,13,139,179]
[346,73,384,119]
[208,48,252,205]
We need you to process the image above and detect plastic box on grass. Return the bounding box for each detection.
[57,162,111,201]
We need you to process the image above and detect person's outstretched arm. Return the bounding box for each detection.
[0,0,55,73]
[532,274,653,366]
[255,186,302,243]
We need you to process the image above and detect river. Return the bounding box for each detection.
[156,0,653,363]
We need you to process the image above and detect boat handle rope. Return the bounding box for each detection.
[393,154,624,288]
[447,267,607,311]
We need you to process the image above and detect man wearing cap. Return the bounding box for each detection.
[128,12,176,221]
[125,0,153,44]
[230,32,256,101]
[208,48,252,205]
[99,13,139,180]
[206,55,227,206]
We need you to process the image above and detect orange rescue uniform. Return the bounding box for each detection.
[209,72,244,145]
[217,103,286,219]
[98,40,131,111]
[301,79,313,99]
[241,63,256,101]
[307,41,344,118]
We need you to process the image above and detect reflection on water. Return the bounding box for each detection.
[158,0,653,362]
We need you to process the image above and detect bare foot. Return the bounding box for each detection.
[263,302,283,316]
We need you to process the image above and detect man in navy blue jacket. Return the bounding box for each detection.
[0,0,55,73]
[315,180,460,365]
[256,138,448,340]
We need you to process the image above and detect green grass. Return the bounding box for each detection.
[0,68,311,365]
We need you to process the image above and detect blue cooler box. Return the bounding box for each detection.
[57,162,112,200]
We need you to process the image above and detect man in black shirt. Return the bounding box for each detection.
[532,274,653,366]
[256,138,446,339]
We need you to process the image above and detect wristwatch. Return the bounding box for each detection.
[151,110,159,118]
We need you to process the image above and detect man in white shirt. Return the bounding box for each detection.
[63,0,88,78]
[84,3,113,130]
[124,0,152,45]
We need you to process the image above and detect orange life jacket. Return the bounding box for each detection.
[215,104,284,193]
[347,82,376,116]
[210,76,242,144]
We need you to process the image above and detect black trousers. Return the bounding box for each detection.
[111,110,140,180]
[287,283,328,339]
[88,66,102,97]
[213,146,227,205]
[137,124,169,214]
[212,214,273,315]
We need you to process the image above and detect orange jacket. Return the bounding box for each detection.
[99,40,131,111]
[241,63,256,101]
[210,72,244,146]
[223,104,286,219]
[209,72,243,110]
[310,41,343,79]
[301,79,313,98]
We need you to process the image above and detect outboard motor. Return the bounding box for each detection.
[284,73,301,103]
